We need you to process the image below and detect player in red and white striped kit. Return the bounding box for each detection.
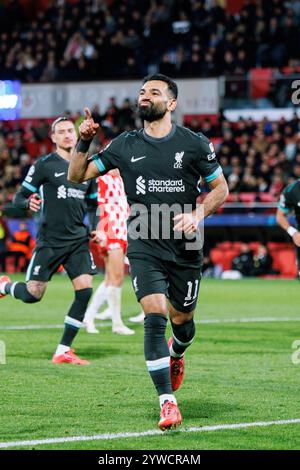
[84,169,135,335]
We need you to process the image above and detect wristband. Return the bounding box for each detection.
[287,226,298,237]
[76,138,92,153]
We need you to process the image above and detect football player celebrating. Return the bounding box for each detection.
[0,117,100,365]
[69,75,228,429]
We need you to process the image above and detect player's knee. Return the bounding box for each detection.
[26,288,43,302]
[27,281,47,301]
[143,305,168,316]
[143,303,168,316]
[141,295,168,316]
[170,305,194,325]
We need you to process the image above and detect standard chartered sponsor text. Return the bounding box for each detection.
[148,179,185,192]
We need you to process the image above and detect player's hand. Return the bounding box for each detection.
[29,193,42,212]
[292,232,300,247]
[90,230,101,244]
[173,213,198,234]
[79,107,99,141]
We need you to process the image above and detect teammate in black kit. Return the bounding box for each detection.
[0,117,99,365]
[69,74,229,429]
[277,180,300,277]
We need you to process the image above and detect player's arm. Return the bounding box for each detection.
[13,162,44,212]
[276,207,291,231]
[174,137,228,234]
[276,196,300,247]
[14,188,42,212]
[68,108,100,183]
[196,137,229,219]
[201,173,228,218]
[85,179,100,243]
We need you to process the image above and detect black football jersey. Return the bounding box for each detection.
[21,152,98,247]
[91,125,223,263]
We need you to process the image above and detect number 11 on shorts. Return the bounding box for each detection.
[185,280,199,302]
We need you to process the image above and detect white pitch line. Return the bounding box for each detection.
[0,322,108,331]
[1,317,300,331]
[0,324,65,330]
[196,316,300,324]
[1,418,300,449]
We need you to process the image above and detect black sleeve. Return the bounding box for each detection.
[13,187,30,210]
[13,160,45,209]
[194,134,223,184]
[21,160,45,194]
[278,186,294,214]
[85,179,98,231]
[89,134,124,175]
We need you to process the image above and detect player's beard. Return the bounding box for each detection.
[138,101,168,122]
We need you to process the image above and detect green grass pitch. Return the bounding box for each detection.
[1,275,300,450]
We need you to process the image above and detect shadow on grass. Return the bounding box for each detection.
[180,397,242,420]
[148,397,242,423]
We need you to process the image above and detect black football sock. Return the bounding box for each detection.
[144,313,172,396]
[4,282,40,303]
[59,288,92,347]
[170,318,195,357]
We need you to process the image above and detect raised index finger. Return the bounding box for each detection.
[84,107,92,120]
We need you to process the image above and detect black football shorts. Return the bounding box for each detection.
[128,253,202,313]
[26,240,97,282]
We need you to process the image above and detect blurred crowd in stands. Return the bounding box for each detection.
[1,99,300,207]
[1,0,300,83]
[205,111,300,196]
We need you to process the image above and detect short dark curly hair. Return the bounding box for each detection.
[142,74,178,99]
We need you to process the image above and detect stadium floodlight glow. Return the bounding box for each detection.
[0,80,22,120]
[0,94,18,109]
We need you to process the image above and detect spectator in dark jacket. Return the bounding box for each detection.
[252,245,274,276]
[231,244,254,277]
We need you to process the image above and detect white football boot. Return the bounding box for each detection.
[128,311,145,323]
[83,319,99,334]
[94,307,112,320]
[112,324,135,335]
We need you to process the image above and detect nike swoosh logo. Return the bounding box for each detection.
[131,156,146,163]
[183,300,196,307]
[54,172,65,177]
